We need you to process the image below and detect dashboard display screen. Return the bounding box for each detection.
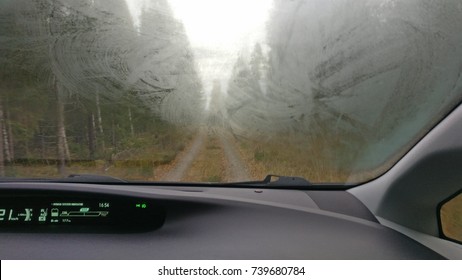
[0,191,164,232]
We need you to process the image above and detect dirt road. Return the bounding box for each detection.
[161,131,206,181]
[219,133,250,181]
[161,129,250,182]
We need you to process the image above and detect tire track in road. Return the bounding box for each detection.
[219,133,251,182]
[161,129,250,182]
[161,131,205,181]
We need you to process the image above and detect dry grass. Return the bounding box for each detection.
[233,134,358,183]
[10,159,168,181]
[7,131,191,181]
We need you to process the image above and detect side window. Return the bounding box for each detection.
[439,190,462,244]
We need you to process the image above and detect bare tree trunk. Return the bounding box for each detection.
[6,108,14,160]
[0,98,10,162]
[63,125,71,162]
[95,91,105,150]
[111,117,116,148]
[39,122,46,160]
[0,98,5,176]
[56,80,67,176]
[2,120,10,162]
[45,3,69,175]
[88,113,96,160]
[128,107,135,137]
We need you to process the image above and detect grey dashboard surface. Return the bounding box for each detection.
[0,183,444,259]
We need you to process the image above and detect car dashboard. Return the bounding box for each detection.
[0,182,445,259]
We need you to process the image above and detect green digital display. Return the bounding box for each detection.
[0,200,111,225]
[0,192,163,232]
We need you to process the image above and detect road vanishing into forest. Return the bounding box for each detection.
[161,129,250,182]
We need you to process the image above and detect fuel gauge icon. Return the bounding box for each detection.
[51,208,59,217]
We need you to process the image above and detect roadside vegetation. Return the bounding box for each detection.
[234,133,361,183]
[3,89,192,180]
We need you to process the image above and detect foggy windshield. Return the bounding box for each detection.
[1,0,462,183]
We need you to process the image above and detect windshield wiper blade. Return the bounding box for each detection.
[228,175,311,187]
[62,174,127,183]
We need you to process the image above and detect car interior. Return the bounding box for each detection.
[1,0,462,260]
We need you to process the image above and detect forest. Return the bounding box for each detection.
[0,0,202,179]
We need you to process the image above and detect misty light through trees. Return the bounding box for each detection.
[166,0,272,110]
